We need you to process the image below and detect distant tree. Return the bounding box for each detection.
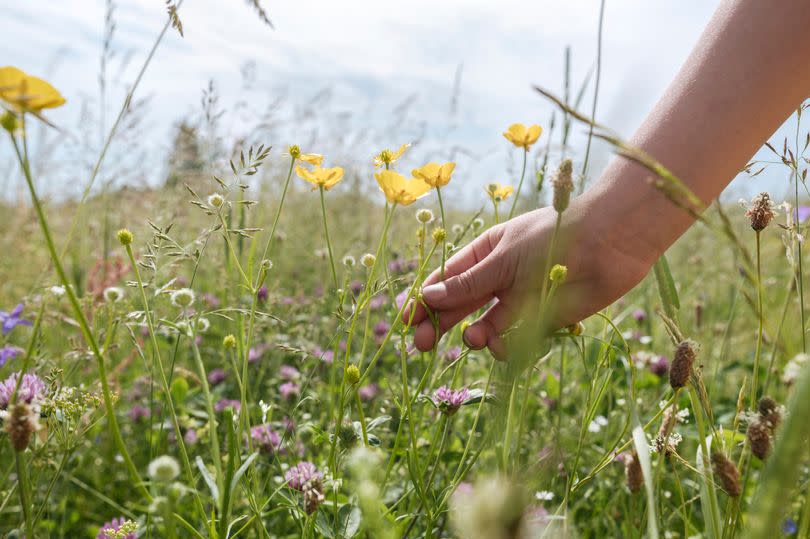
[164,121,205,188]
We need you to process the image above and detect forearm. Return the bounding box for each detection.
[581,0,810,265]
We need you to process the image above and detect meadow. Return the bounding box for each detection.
[2,5,810,539]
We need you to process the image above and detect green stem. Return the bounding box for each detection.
[189,319,223,490]
[9,130,149,502]
[258,157,296,264]
[319,186,339,292]
[508,148,529,220]
[15,450,34,539]
[750,230,763,409]
[354,388,369,446]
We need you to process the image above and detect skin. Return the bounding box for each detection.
[408,0,810,357]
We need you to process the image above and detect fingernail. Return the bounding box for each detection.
[422,283,448,303]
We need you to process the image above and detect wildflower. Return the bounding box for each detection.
[288,145,324,166]
[669,339,698,389]
[432,386,471,416]
[257,285,269,302]
[358,383,378,401]
[0,372,47,409]
[444,346,462,362]
[345,364,361,385]
[207,368,227,386]
[251,424,282,454]
[223,334,237,349]
[116,228,134,246]
[373,143,410,168]
[342,255,356,268]
[551,159,574,213]
[783,518,799,535]
[5,402,39,451]
[184,428,198,445]
[207,193,224,208]
[747,418,772,460]
[0,345,22,367]
[650,355,669,377]
[711,452,741,497]
[285,461,325,514]
[96,517,137,539]
[280,382,300,400]
[503,123,542,150]
[375,170,431,205]
[148,455,180,482]
[360,253,376,268]
[195,317,210,333]
[0,66,66,112]
[432,227,447,243]
[797,206,810,223]
[260,259,273,272]
[215,399,241,413]
[49,285,66,297]
[625,451,643,493]
[587,415,608,433]
[744,192,776,231]
[416,208,434,224]
[757,396,782,431]
[549,264,568,284]
[632,308,647,323]
[170,288,195,308]
[295,165,344,190]
[412,162,456,188]
[103,287,125,303]
[128,404,150,422]
[0,304,32,335]
[567,322,585,336]
[472,217,485,230]
[783,352,807,385]
[485,182,514,202]
[279,364,300,380]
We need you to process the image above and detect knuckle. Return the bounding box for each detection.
[454,270,477,295]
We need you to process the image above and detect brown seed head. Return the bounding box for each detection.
[625,451,643,493]
[746,192,775,231]
[669,339,698,389]
[747,418,772,460]
[757,396,781,432]
[552,159,574,213]
[711,451,742,497]
[6,403,37,452]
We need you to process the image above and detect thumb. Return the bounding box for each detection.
[421,254,501,312]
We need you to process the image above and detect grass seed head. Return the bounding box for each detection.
[625,451,643,493]
[552,158,574,213]
[6,402,38,451]
[711,451,742,497]
[757,395,781,431]
[747,418,772,460]
[669,339,698,389]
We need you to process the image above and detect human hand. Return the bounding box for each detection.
[405,201,654,358]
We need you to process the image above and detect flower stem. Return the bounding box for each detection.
[319,186,339,292]
[9,130,149,503]
[258,157,296,264]
[750,230,764,409]
[507,148,528,220]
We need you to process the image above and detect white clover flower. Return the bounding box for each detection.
[148,455,180,482]
[784,353,808,385]
[535,490,554,501]
[171,288,195,308]
[103,286,125,303]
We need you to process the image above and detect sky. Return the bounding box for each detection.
[1,0,802,204]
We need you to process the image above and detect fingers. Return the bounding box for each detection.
[412,296,493,352]
[463,299,519,360]
[403,228,501,324]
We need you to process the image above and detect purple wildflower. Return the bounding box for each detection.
[443,346,462,362]
[207,368,227,386]
[369,295,386,311]
[650,355,669,377]
[0,372,47,409]
[0,304,32,335]
[358,383,379,401]
[251,424,282,454]
[632,308,647,323]
[373,320,390,341]
[257,285,269,303]
[96,517,135,539]
[796,206,810,223]
[279,364,300,380]
[0,345,23,367]
[184,428,198,445]
[280,382,300,400]
[128,404,150,423]
[214,399,241,413]
[202,293,220,308]
[395,291,408,310]
[350,280,364,295]
[313,346,334,364]
[285,461,325,514]
[432,386,470,416]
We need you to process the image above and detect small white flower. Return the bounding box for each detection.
[208,193,225,208]
[784,353,809,385]
[360,254,376,268]
[171,288,195,308]
[259,400,272,423]
[49,285,66,297]
[342,255,356,268]
[535,490,554,501]
[195,317,210,333]
[472,217,485,230]
[148,455,180,482]
[103,286,125,303]
[451,224,464,235]
[588,415,608,433]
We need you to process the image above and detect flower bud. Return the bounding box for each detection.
[567,321,584,336]
[360,253,376,268]
[260,259,273,272]
[416,209,434,224]
[757,396,781,432]
[549,264,568,284]
[747,418,772,460]
[170,288,195,308]
[472,218,484,230]
[342,255,356,268]
[432,228,447,243]
[288,145,301,159]
[1,111,18,133]
[7,403,38,451]
[346,364,361,385]
[208,193,224,208]
[552,159,574,213]
[223,334,237,349]
[117,228,134,246]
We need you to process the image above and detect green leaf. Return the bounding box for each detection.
[652,255,680,320]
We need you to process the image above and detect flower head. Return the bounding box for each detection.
[432,386,471,416]
[0,372,47,409]
[96,517,137,539]
[0,66,66,113]
[103,287,125,303]
[503,123,542,150]
[147,455,180,482]
[6,402,39,451]
[0,304,32,335]
[296,165,344,190]
[170,288,195,308]
[251,424,282,454]
[486,182,514,203]
[373,143,410,168]
[280,382,300,400]
[0,345,23,367]
[416,208,435,224]
[374,170,431,205]
[412,162,456,188]
[286,461,325,514]
[551,159,574,213]
[116,228,134,246]
[744,192,776,231]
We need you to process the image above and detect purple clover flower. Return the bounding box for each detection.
[796,206,810,223]
[650,355,669,377]
[128,404,150,423]
[358,383,379,401]
[214,399,241,413]
[443,346,462,362]
[96,517,135,539]
[632,308,647,323]
[0,345,23,367]
[251,424,282,454]
[0,372,47,409]
[0,304,32,335]
[286,461,322,490]
[184,428,199,445]
[432,386,471,416]
[207,368,227,386]
[280,382,300,400]
[279,364,300,380]
[257,285,269,303]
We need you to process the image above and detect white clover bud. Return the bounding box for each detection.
[208,193,225,208]
[360,254,376,268]
[148,455,180,482]
[170,288,195,308]
[103,286,125,303]
[416,209,434,224]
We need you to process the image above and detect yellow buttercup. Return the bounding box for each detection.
[502,123,542,150]
[375,170,431,206]
[412,162,456,188]
[486,182,514,202]
[0,66,65,112]
[373,143,410,169]
[296,165,344,190]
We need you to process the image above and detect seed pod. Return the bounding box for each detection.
[625,451,643,493]
[552,159,574,213]
[669,340,698,389]
[757,396,781,432]
[6,403,36,452]
[747,418,772,460]
[711,451,742,497]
